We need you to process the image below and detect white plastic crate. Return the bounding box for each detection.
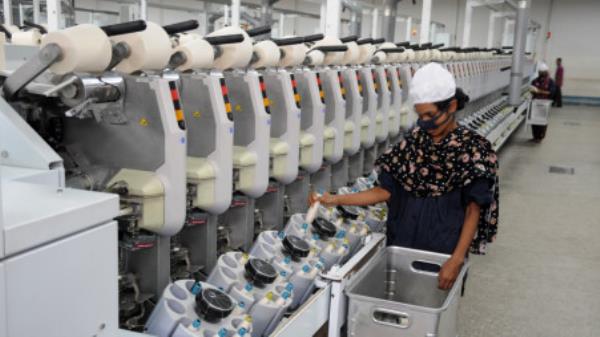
[527,98,552,126]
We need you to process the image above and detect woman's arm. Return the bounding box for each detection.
[438,201,480,290]
[309,187,391,207]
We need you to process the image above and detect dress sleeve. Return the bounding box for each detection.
[462,178,494,206]
[376,171,398,195]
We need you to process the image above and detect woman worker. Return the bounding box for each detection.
[310,63,499,290]
[530,62,557,141]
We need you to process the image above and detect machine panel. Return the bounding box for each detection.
[0,263,6,337]
[5,221,118,337]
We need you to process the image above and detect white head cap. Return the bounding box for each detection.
[538,62,549,72]
[410,62,456,104]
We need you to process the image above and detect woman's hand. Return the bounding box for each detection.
[308,192,338,207]
[308,187,391,208]
[438,256,464,290]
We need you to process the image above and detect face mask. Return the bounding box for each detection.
[417,110,447,131]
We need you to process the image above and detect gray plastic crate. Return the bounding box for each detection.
[346,246,469,337]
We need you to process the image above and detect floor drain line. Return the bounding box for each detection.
[549,166,575,175]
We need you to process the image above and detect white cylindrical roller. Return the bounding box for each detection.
[425,49,433,61]
[440,51,448,62]
[279,42,308,68]
[378,42,397,63]
[397,49,408,63]
[111,21,172,74]
[341,41,359,65]
[372,50,386,64]
[314,36,344,65]
[177,32,202,46]
[430,49,442,61]
[404,48,416,62]
[305,50,324,66]
[357,43,376,64]
[175,39,214,71]
[41,24,112,75]
[440,51,450,62]
[414,49,425,62]
[11,30,42,46]
[422,49,431,61]
[251,40,280,69]
[207,26,253,70]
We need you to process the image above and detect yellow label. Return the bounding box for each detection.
[266,292,274,301]
[235,104,242,112]
[192,111,202,118]
[175,109,184,121]
[244,315,253,322]
[139,118,149,127]
[263,98,270,107]
[294,93,301,102]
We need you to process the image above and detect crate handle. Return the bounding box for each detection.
[372,308,411,329]
[410,260,442,276]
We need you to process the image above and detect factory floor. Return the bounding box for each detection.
[459,105,600,336]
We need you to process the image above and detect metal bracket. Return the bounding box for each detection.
[3,43,62,99]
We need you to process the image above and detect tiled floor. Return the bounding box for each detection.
[459,105,600,337]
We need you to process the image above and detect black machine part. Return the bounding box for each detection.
[356,38,373,45]
[100,20,147,36]
[246,25,272,37]
[303,34,324,43]
[272,36,305,46]
[340,35,359,43]
[23,20,48,34]
[378,47,405,53]
[282,235,311,260]
[311,45,348,53]
[204,34,245,45]
[195,288,235,323]
[0,24,12,39]
[312,218,337,239]
[336,205,359,220]
[244,258,278,286]
[162,20,199,35]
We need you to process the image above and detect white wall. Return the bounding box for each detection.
[75,0,206,33]
[534,0,600,96]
